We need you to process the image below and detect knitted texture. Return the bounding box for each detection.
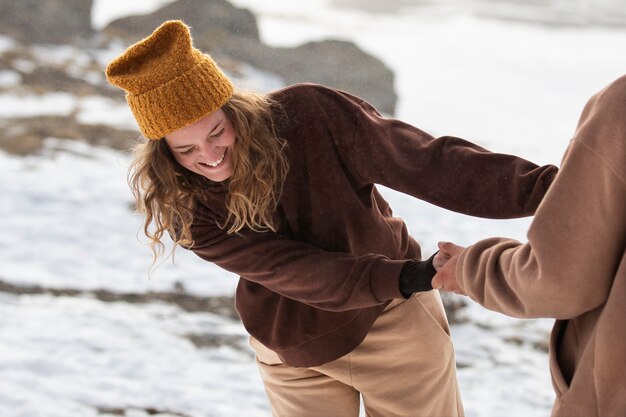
[105,20,234,139]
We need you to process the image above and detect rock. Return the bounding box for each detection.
[0,0,398,154]
[440,292,469,325]
[0,116,139,155]
[223,37,397,115]
[103,0,397,115]
[102,0,259,45]
[0,0,93,44]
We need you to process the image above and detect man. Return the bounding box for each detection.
[433,74,626,417]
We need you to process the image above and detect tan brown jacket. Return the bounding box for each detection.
[456,75,626,416]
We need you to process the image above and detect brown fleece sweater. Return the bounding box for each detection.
[189,83,557,367]
[456,75,626,416]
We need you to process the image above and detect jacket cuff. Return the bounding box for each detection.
[455,246,472,294]
[370,259,407,301]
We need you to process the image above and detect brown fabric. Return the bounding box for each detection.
[192,84,556,367]
[251,291,464,417]
[105,20,233,139]
[456,74,626,416]
[189,83,558,367]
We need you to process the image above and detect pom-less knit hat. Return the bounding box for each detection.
[105,20,233,139]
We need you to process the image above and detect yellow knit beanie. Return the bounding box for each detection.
[105,20,234,139]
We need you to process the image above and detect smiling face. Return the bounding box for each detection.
[164,108,236,182]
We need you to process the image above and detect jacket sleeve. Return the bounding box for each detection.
[453,74,626,319]
[188,207,406,311]
[348,97,558,218]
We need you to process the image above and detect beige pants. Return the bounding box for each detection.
[250,290,464,417]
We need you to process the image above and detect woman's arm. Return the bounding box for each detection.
[189,210,408,312]
[454,139,625,319]
[350,97,558,219]
[437,76,626,319]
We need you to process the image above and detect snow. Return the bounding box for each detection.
[0,93,76,118]
[11,58,37,74]
[0,70,21,87]
[0,35,16,54]
[0,139,235,296]
[0,93,138,129]
[74,96,138,129]
[2,1,626,416]
[0,293,267,417]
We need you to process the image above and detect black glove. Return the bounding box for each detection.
[398,252,438,298]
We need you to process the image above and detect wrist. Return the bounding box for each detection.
[398,253,437,298]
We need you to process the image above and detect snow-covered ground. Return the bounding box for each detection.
[2,1,626,416]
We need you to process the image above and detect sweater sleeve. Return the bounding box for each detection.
[188,207,406,311]
[350,99,557,218]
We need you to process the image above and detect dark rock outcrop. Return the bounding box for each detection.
[102,0,260,45]
[0,0,93,44]
[0,116,139,155]
[0,0,397,156]
[223,38,397,115]
[102,0,396,115]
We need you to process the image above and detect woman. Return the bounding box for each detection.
[106,20,557,417]
[433,75,626,417]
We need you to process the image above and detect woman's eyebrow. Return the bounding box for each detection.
[209,120,225,135]
[171,120,224,149]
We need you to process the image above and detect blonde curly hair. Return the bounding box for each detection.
[128,90,289,263]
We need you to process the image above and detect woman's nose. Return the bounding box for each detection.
[198,141,220,158]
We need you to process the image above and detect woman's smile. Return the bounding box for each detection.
[201,149,226,168]
[165,109,236,182]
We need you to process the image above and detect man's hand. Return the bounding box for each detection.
[433,250,451,270]
[431,241,466,294]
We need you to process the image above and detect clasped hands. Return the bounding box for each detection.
[399,241,468,297]
[431,241,466,295]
